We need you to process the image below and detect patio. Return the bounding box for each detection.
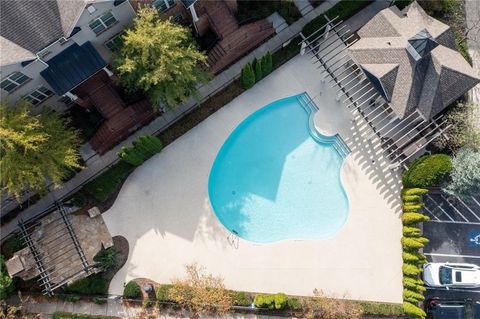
[103,53,403,303]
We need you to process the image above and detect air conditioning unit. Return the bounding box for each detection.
[87,5,96,14]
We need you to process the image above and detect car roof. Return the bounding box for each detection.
[433,305,465,319]
[475,303,480,319]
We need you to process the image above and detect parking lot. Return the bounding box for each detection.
[422,192,480,301]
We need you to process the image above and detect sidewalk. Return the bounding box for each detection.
[466,0,480,105]
[0,0,391,240]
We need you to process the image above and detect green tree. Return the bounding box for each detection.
[255,60,263,82]
[241,63,255,89]
[114,7,208,109]
[0,101,81,199]
[443,148,480,198]
[262,52,273,76]
[0,255,14,300]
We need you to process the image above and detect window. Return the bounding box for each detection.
[58,95,74,106]
[89,12,117,35]
[105,32,124,51]
[1,72,30,93]
[439,266,452,285]
[24,86,53,106]
[153,0,176,12]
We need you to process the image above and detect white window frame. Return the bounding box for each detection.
[0,72,31,93]
[153,0,176,12]
[89,11,117,35]
[24,86,53,106]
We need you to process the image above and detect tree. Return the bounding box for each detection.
[443,148,480,198]
[241,63,255,89]
[114,8,208,109]
[262,52,273,76]
[0,101,81,199]
[435,103,480,152]
[168,263,233,315]
[254,59,263,81]
[0,255,14,300]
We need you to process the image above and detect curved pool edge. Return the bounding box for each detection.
[208,93,351,244]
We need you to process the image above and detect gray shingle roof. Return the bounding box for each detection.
[349,1,479,119]
[0,0,87,65]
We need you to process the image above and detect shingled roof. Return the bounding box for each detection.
[0,0,87,66]
[348,1,479,119]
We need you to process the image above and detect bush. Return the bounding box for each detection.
[402,195,421,203]
[58,295,81,302]
[53,313,117,319]
[262,52,273,76]
[254,294,275,309]
[93,247,118,273]
[123,281,141,299]
[274,293,287,309]
[1,236,25,259]
[444,148,480,198]
[403,277,424,290]
[403,301,427,319]
[403,226,421,237]
[402,212,429,224]
[402,188,428,196]
[254,60,263,82]
[93,297,106,305]
[272,36,301,69]
[118,135,163,166]
[118,146,145,166]
[402,203,423,212]
[403,252,420,263]
[402,154,452,188]
[0,255,14,300]
[64,275,108,295]
[84,161,135,202]
[403,264,422,276]
[241,63,255,89]
[156,284,173,302]
[231,291,252,306]
[357,301,405,316]
[403,289,425,303]
[401,237,426,249]
[287,297,302,310]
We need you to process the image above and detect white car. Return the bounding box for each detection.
[423,262,480,289]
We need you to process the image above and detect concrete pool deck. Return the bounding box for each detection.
[103,54,404,303]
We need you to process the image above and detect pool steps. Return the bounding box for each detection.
[297,93,351,158]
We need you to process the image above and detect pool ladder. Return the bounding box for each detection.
[297,93,351,159]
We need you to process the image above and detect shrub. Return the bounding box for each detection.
[262,52,273,76]
[93,297,106,305]
[241,63,255,89]
[254,60,263,82]
[403,277,424,290]
[402,212,429,225]
[402,154,452,188]
[0,255,14,300]
[93,247,118,273]
[403,301,427,319]
[403,264,422,276]
[287,297,302,310]
[64,275,108,295]
[254,294,275,309]
[402,188,428,196]
[123,281,141,299]
[231,291,252,306]
[143,299,153,307]
[402,195,421,203]
[53,313,117,319]
[403,289,425,303]
[118,146,145,166]
[403,252,420,263]
[357,301,405,316]
[274,293,287,309]
[444,148,480,198]
[402,203,423,212]
[118,135,163,166]
[57,295,81,302]
[156,284,173,302]
[403,226,421,237]
[401,237,426,249]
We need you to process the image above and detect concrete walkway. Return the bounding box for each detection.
[293,0,314,17]
[0,0,391,240]
[466,0,480,105]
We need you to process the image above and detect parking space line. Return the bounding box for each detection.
[425,220,480,225]
[424,252,480,259]
[441,195,469,222]
[426,194,455,222]
[457,196,480,221]
[471,196,480,209]
[422,205,440,221]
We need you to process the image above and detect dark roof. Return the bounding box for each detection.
[180,0,197,8]
[407,29,439,60]
[40,42,106,96]
[362,67,390,102]
[0,0,86,64]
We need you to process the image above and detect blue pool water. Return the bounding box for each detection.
[208,94,349,243]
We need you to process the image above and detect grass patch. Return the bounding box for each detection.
[53,313,118,319]
[83,161,135,202]
[236,0,302,26]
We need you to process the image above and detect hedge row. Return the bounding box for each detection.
[241,52,273,89]
[401,187,429,319]
[118,135,163,166]
[402,154,452,188]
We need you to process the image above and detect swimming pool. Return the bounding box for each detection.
[208,94,350,243]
